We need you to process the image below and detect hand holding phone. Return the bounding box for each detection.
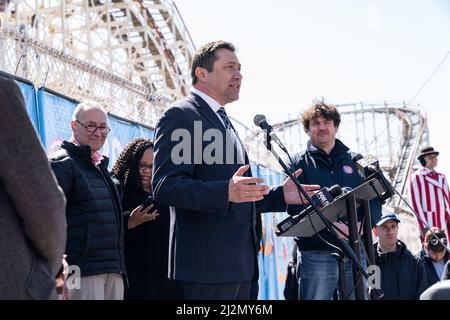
[142,195,157,213]
[128,197,159,229]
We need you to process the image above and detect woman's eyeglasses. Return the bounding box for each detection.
[139,163,153,172]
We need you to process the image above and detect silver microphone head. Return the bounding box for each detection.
[253,114,267,127]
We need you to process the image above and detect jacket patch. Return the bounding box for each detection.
[343,165,353,174]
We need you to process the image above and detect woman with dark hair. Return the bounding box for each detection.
[113,138,175,299]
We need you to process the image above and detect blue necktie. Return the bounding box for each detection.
[217,107,245,162]
[216,107,234,131]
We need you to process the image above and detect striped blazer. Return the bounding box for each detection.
[152,93,286,283]
[410,167,450,241]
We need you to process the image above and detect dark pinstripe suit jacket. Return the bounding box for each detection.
[152,93,286,283]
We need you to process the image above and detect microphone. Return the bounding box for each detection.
[353,154,379,177]
[277,185,343,233]
[353,154,395,204]
[253,114,288,152]
[342,186,353,194]
[335,186,352,200]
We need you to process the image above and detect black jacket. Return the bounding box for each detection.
[49,141,126,277]
[419,250,449,288]
[122,186,178,299]
[287,139,382,251]
[442,260,450,280]
[375,240,427,299]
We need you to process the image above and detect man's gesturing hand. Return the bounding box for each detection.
[282,169,320,204]
[228,165,270,203]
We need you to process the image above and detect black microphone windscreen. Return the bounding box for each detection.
[329,185,342,198]
[253,114,267,127]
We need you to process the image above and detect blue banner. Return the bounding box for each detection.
[252,165,295,300]
[16,81,39,134]
[37,89,77,153]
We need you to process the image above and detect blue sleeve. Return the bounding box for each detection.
[255,186,287,213]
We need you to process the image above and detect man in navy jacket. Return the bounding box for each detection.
[50,102,126,300]
[152,41,319,300]
[287,100,381,300]
[374,213,427,299]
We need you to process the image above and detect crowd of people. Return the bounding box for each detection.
[1,30,450,300]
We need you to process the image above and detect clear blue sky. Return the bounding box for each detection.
[176,0,450,175]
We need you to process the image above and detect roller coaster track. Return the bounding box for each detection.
[0,0,195,127]
[1,2,430,211]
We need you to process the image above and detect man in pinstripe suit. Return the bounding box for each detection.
[152,41,319,300]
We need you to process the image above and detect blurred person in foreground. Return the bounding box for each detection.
[0,72,66,298]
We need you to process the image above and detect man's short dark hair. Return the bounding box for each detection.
[191,40,235,85]
[301,99,341,133]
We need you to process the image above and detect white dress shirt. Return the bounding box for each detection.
[191,88,245,163]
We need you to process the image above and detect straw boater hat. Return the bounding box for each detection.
[417,146,439,162]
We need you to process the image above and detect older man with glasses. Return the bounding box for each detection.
[49,101,126,300]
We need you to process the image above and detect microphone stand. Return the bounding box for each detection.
[264,133,380,300]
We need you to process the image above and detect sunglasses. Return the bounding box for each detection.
[428,238,447,247]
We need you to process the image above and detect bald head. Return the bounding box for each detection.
[71,101,109,152]
[71,101,107,122]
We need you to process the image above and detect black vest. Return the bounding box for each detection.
[50,141,126,277]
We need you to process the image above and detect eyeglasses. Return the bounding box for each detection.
[428,238,447,247]
[139,163,153,172]
[76,120,110,135]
